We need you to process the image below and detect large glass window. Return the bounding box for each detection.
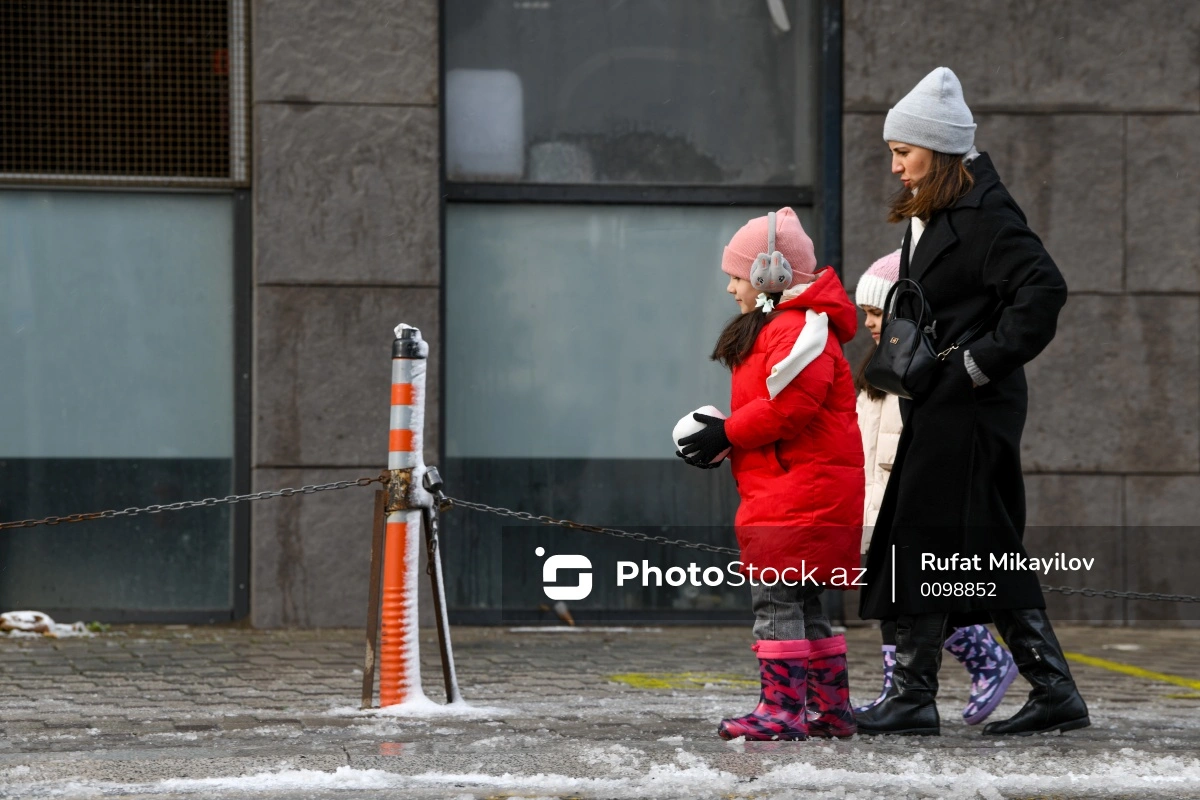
[445,0,818,186]
[446,204,815,458]
[0,190,236,616]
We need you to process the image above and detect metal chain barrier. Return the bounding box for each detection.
[0,475,388,532]
[3,480,1198,605]
[444,496,1200,605]
[442,497,741,556]
[1040,585,1200,604]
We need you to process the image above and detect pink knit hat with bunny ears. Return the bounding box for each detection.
[855,249,901,310]
[721,207,817,289]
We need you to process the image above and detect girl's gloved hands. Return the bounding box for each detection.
[676,413,731,468]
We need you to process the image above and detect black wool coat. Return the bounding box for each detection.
[859,153,1068,620]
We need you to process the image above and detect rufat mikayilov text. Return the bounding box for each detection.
[922,552,1096,575]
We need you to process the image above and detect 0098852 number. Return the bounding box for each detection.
[920,582,997,597]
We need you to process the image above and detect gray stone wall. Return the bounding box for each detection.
[843,0,1200,624]
[250,0,440,627]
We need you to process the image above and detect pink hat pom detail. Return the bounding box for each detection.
[721,207,817,289]
[865,249,901,282]
[855,249,902,310]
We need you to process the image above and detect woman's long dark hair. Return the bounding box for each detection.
[711,293,782,369]
[855,341,886,401]
[888,150,975,223]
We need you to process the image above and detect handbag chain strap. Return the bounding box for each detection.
[935,300,1005,361]
[886,279,1003,361]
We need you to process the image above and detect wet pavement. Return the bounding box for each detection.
[1,623,1198,799]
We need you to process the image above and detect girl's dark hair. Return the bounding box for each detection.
[888,150,975,224]
[711,293,782,369]
[854,341,886,401]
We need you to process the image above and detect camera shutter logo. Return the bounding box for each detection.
[535,547,593,601]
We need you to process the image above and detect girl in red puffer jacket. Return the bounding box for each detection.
[677,207,864,741]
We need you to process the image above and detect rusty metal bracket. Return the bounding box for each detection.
[386,468,413,514]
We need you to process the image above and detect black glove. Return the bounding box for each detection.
[677,413,730,468]
[675,448,722,469]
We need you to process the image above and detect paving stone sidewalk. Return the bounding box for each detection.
[1,624,1198,799]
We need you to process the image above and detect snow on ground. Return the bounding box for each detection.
[0,610,93,638]
[327,696,511,719]
[3,746,1199,799]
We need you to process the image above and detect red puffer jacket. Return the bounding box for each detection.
[724,268,864,585]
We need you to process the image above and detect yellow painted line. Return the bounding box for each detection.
[608,672,758,690]
[613,655,1200,695]
[1065,651,1200,691]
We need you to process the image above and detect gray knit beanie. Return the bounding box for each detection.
[883,67,976,155]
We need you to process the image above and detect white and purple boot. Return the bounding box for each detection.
[944,625,1018,725]
[852,644,895,715]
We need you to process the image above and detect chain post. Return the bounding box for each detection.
[421,465,461,705]
[376,324,430,709]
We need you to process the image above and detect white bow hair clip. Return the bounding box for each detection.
[755,293,775,314]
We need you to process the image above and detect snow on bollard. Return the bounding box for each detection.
[379,324,432,708]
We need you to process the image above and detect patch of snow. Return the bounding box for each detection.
[580,743,646,773]
[752,750,1200,800]
[410,749,733,798]
[1,610,96,638]
[1,610,74,637]
[143,731,200,741]
[327,697,509,719]
[469,734,542,748]
[156,765,400,792]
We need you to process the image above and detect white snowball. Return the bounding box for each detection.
[672,405,731,464]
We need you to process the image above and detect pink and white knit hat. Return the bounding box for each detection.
[855,250,901,310]
[721,207,817,289]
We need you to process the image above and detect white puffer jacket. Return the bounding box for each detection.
[856,390,902,553]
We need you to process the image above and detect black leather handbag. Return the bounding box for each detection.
[865,279,997,400]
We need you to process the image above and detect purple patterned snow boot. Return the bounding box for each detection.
[805,634,857,738]
[717,639,809,741]
[852,644,895,715]
[944,625,1018,725]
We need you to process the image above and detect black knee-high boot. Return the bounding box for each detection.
[856,612,947,736]
[982,608,1090,735]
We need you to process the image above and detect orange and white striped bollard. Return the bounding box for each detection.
[378,323,429,707]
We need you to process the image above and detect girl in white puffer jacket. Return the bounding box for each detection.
[854,250,903,553]
[852,250,1017,725]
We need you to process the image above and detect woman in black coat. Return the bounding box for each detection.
[856,67,1089,737]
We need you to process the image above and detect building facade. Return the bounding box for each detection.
[3,1,1196,627]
